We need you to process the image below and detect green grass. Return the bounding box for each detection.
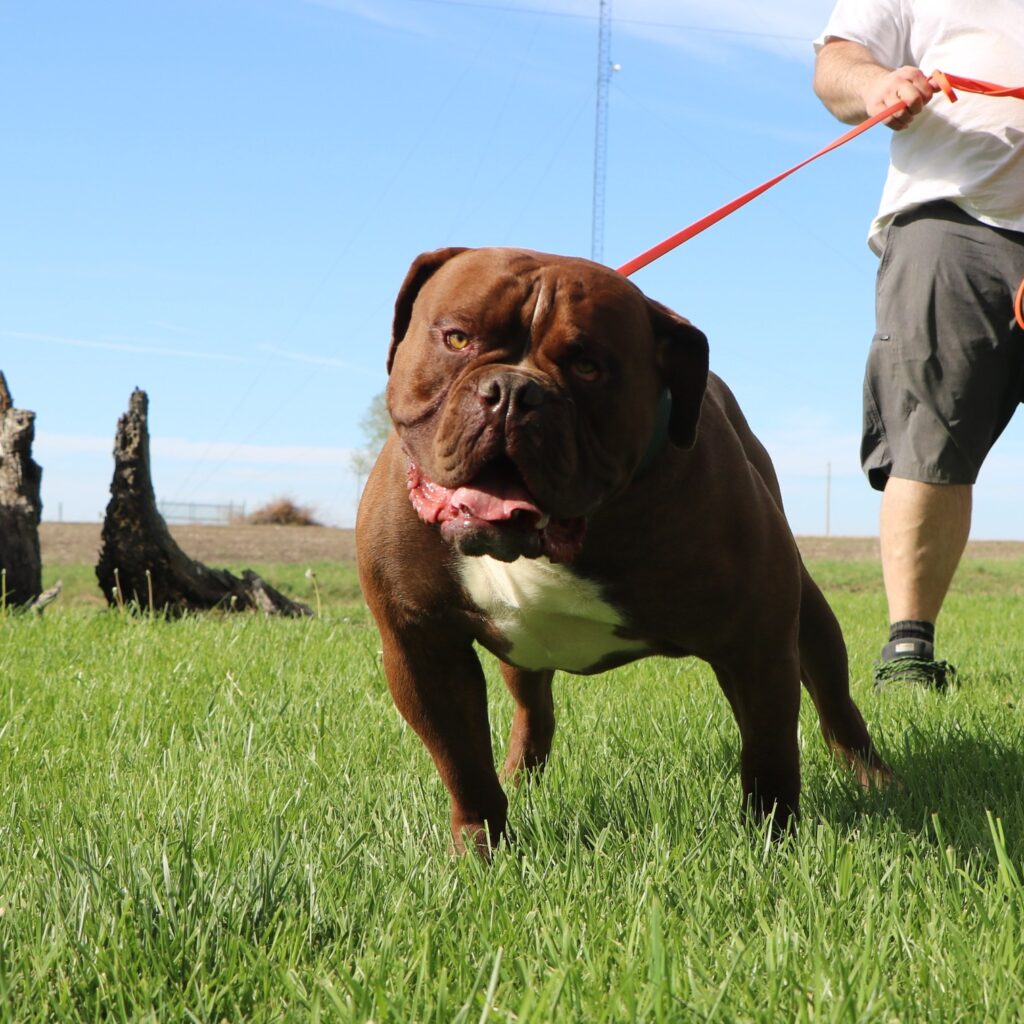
[1,560,1023,1021]
[38,561,364,613]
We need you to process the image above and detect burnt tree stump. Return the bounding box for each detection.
[96,389,312,617]
[0,372,43,608]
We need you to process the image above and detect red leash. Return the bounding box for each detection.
[616,71,1024,330]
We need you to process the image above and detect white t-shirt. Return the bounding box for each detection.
[815,0,1024,253]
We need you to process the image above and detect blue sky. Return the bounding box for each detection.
[3,0,1021,536]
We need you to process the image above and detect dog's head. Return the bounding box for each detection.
[385,246,708,563]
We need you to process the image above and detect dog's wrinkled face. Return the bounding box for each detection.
[386,247,708,563]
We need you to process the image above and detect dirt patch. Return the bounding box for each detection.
[795,536,882,561]
[40,523,357,567]
[796,536,1024,562]
[39,523,1024,567]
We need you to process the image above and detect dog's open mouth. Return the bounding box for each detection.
[406,458,586,563]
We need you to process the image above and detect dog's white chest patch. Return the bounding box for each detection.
[458,555,649,673]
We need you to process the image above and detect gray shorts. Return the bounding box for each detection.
[862,200,1024,491]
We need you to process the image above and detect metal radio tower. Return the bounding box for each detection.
[590,0,613,263]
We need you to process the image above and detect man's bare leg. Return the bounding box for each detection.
[875,477,971,687]
[880,478,972,622]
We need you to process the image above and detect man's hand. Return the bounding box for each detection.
[814,39,938,130]
[863,65,938,130]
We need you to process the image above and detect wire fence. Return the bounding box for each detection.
[157,501,245,525]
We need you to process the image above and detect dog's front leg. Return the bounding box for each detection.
[498,664,555,783]
[380,626,508,857]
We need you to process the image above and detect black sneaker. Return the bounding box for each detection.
[873,637,957,691]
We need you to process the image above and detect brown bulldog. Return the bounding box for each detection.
[357,246,889,856]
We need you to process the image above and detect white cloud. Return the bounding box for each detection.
[1,329,253,365]
[303,0,831,59]
[256,344,384,378]
[34,434,112,457]
[149,320,199,336]
[975,439,1024,493]
[756,408,861,477]
[153,437,357,467]
[617,0,827,40]
[3,329,384,378]
[36,432,357,467]
[302,0,438,34]
[35,432,365,525]
[609,0,825,62]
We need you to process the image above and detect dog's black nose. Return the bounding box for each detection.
[478,372,545,415]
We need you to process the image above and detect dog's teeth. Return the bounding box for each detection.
[536,513,551,530]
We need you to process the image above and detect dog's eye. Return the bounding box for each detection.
[570,356,602,382]
[444,329,471,351]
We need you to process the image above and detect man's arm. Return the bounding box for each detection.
[813,38,937,131]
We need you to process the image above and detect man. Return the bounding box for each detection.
[812,0,1024,688]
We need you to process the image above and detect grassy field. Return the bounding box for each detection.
[1,559,1023,1021]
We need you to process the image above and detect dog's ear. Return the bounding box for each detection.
[647,297,709,449]
[388,247,470,373]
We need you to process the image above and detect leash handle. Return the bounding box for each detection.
[617,71,1024,278]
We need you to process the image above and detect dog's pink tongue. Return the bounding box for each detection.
[449,477,543,523]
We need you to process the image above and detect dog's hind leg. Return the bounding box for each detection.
[499,664,555,783]
[797,565,892,789]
